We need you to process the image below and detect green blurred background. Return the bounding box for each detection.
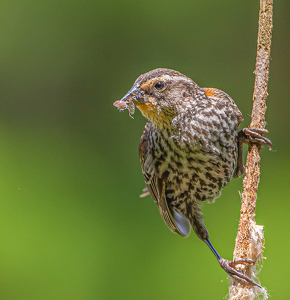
[0,0,289,299]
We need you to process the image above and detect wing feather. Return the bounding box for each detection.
[139,122,190,237]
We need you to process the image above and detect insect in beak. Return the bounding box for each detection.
[113,82,145,118]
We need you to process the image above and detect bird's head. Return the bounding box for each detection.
[114,68,199,127]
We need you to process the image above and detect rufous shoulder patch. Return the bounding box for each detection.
[203,88,220,97]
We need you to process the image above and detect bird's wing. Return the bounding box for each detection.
[139,123,190,237]
[203,87,244,123]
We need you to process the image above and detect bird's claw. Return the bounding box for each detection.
[235,127,272,178]
[219,258,261,288]
[241,127,272,150]
[140,186,150,198]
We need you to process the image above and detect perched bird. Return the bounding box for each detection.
[113,68,271,287]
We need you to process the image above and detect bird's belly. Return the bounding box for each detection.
[154,146,236,205]
[151,128,237,218]
[164,162,225,204]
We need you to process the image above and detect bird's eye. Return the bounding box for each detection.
[154,81,166,91]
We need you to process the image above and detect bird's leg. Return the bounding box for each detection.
[234,127,272,178]
[234,135,245,178]
[191,216,261,288]
[204,238,261,288]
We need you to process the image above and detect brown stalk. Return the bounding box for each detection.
[228,0,273,299]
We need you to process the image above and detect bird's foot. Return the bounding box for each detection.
[234,128,272,177]
[140,187,150,198]
[219,258,261,288]
[240,128,272,150]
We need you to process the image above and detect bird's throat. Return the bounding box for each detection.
[136,103,173,129]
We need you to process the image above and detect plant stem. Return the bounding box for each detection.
[228,1,273,299]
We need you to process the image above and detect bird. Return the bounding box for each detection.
[113,68,271,287]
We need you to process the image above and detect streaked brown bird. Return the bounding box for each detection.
[114,68,271,287]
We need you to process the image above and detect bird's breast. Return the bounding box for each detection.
[150,128,237,204]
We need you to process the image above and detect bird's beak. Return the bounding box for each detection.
[113,82,146,111]
[120,82,145,103]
